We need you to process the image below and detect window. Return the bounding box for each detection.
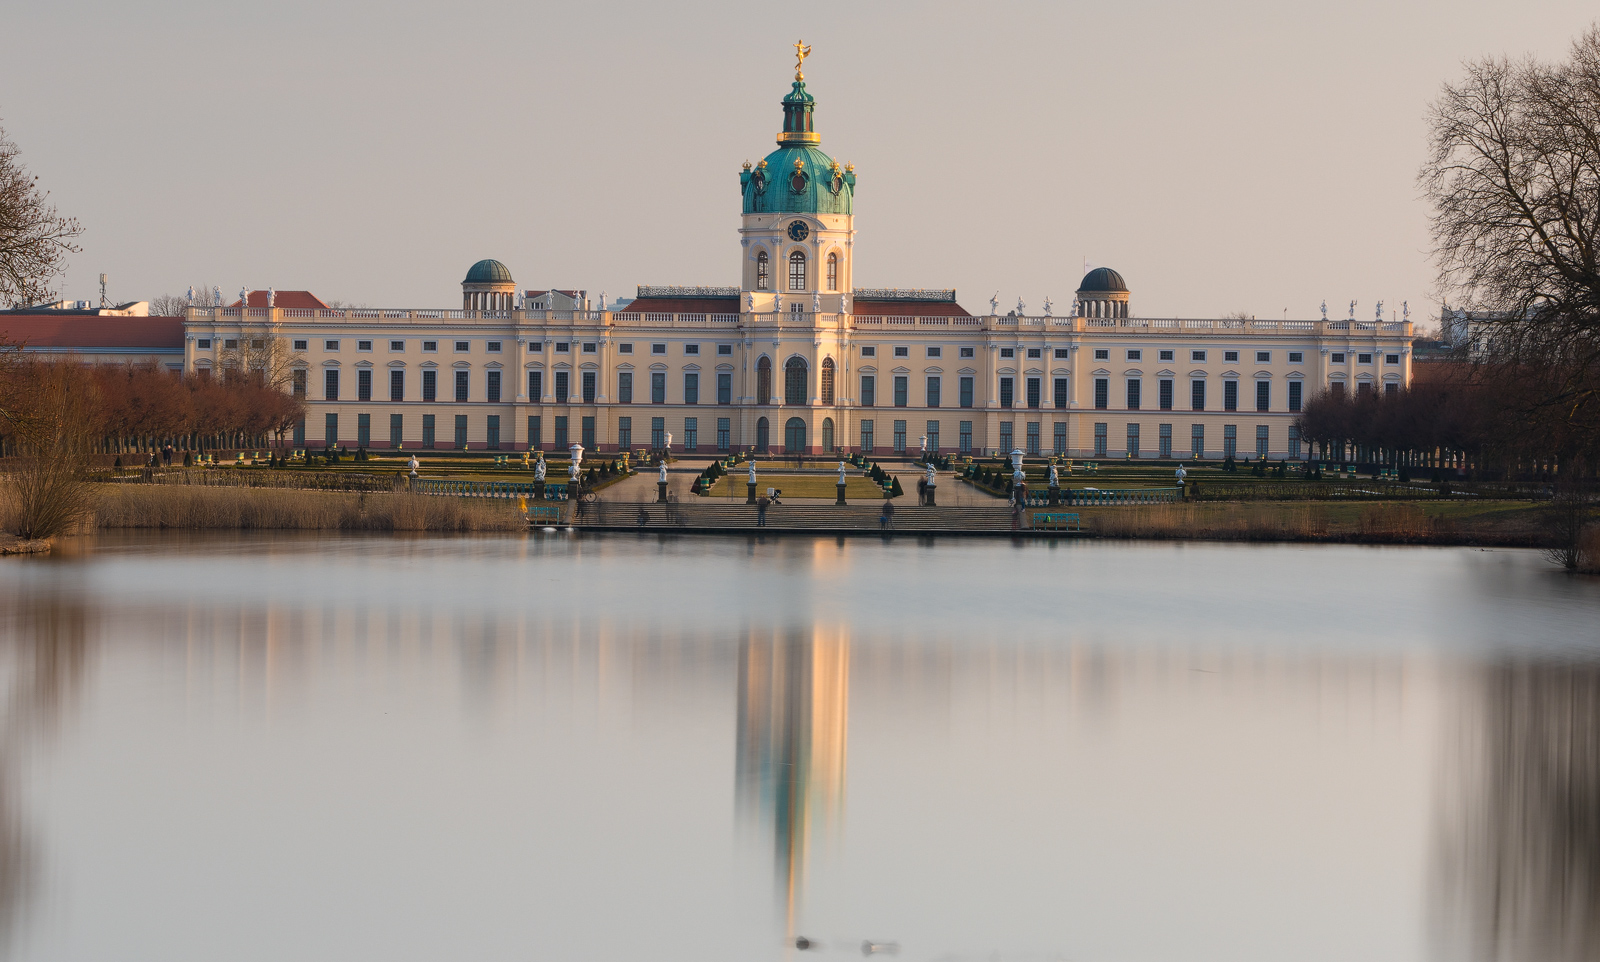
[1255,380,1269,412]
[1026,421,1040,455]
[1288,425,1301,459]
[324,369,339,401]
[422,369,437,402]
[1093,378,1108,410]
[455,370,469,402]
[1001,421,1014,453]
[926,419,940,452]
[960,347,975,358]
[223,339,238,350]
[1159,423,1172,459]
[555,342,570,354]
[651,372,666,404]
[455,415,468,449]
[290,339,305,351]
[1358,353,1373,364]
[820,358,834,404]
[454,341,469,352]
[1223,380,1238,412]
[717,344,732,356]
[554,370,569,403]
[581,371,595,403]
[926,376,941,408]
[826,252,838,291]
[1026,377,1041,409]
[357,413,371,448]
[1256,351,1271,363]
[619,343,633,355]
[860,374,875,407]
[893,420,907,454]
[651,416,665,449]
[684,417,698,451]
[617,371,631,404]
[1331,381,1346,398]
[1288,380,1303,412]
[860,419,874,453]
[926,346,941,358]
[1127,349,1142,361]
[487,415,501,450]
[1094,349,1109,360]
[1093,422,1107,457]
[756,251,769,290]
[1125,379,1140,410]
[651,343,667,355]
[390,340,404,352]
[390,414,403,448]
[290,369,307,399]
[1027,348,1042,359]
[718,372,732,405]
[1159,379,1173,410]
[1332,352,1346,363]
[788,250,806,291]
[527,415,540,450]
[325,413,338,448]
[1224,351,1239,363]
[893,375,908,407]
[487,370,501,403]
[675,344,697,357]
[960,420,973,454]
[716,417,730,452]
[1054,377,1069,409]
[960,376,974,408]
[1256,424,1269,458]
[1223,424,1237,459]
[894,346,909,358]
[1000,377,1015,409]
[1159,350,1174,361]
[325,340,340,351]
[684,372,699,404]
[1385,354,1400,365]
[1126,423,1140,458]
[581,415,594,449]
[422,340,437,352]
[1055,348,1070,359]
[358,340,372,352]
[1191,424,1205,458]
[554,415,568,448]
[1000,348,1015,359]
[389,369,404,402]
[1191,379,1206,411]
[860,346,875,357]
[422,414,435,448]
[617,416,632,450]
[197,338,216,350]
[786,359,808,405]
[582,342,597,354]
[529,370,544,402]
[1385,382,1399,396]
[1288,352,1303,363]
[1191,350,1207,362]
[1053,422,1066,455]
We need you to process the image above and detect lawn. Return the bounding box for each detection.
[701,474,888,500]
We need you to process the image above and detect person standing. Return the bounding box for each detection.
[881,497,895,530]
[756,494,771,527]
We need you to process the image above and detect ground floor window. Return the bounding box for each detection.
[293,419,305,447]
[893,420,907,454]
[454,415,468,449]
[684,417,697,452]
[487,415,501,450]
[1158,423,1172,459]
[618,416,632,450]
[651,416,665,449]
[325,413,338,449]
[1288,425,1301,459]
[1126,422,1140,458]
[859,419,873,454]
[1053,421,1066,455]
[1000,421,1013,454]
[423,414,435,448]
[390,413,403,448]
[528,415,541,450]
[757,417,770,452]
[581,416,594,449]
[1093,422,1107,457]
[1191,424,1204,459]
[554,415,568,449]
[1026,421,1040,455]
[959,420,972,454]
[1255,424,1268,458]
[717,417,730,452]
[822,417,834,452]
[1224,424,1237,459]
[357,413,370,448]
[926,419,939,453]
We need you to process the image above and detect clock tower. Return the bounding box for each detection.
[738,54,856,314]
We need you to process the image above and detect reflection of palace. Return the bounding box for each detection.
[735,626,849,936]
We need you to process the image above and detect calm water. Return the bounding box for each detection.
[0,533,1595,962]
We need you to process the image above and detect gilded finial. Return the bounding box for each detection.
[757,159,767,169]
[844,162,854,173]
[794,39,811,80]
[742,160,752,170]
[793,157,805,170]
[829,159,841,172]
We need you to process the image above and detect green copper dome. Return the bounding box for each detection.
[740,79,855,215]
[463,259,513,285]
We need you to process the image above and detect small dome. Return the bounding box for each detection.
[464,259,513,285]
[1077,267,1127,293]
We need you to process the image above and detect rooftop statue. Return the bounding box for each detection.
[1043,296,1053,317]
[794,40,811,80]
[990,292,999,315]
[1349,300,1357,320]
[1320,300,1328,321]
[1016,297,1026,315]
[1376,300,1384,321]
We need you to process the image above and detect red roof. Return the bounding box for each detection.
[526,290,583,298]
[0,315,185,351]
[622,297,742,314]
[851,298,972,317]
[229,290,328,309]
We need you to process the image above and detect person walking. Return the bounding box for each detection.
[880,497,895,530]
[1011,499,1023,531]
[756,494,771,527]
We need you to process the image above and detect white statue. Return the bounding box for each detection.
[1402,300,1410,321]
[568,443,583,481]
[1348,300,1357,320]
[745,291,754,311]
[240,286,249,307]
[989,292,1000,315]
[599,292,606,311]
[664,432,672,452]
[515,291,524,310]
[774,293,782,313]
[1070,297,1081,317]
[1320,300,1328,321]
[925,462,936,486]
[1048,463,1060,487]
[186,286,195,304]
[658,461,668,483]
[748,461,757,484]
[1017,296,1026,315]
[267,286,275,308]
[1011,448,1025,479]
[534,456,547,481]
[408,456,419,478]
[1175,463,1187,485]
[212,286,221,307]
[838,460,847,484]
[1043,296,1053,317]
[1376,300,1384,321]
[812,290,821,313]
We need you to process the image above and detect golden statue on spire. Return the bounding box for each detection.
[794,40,811,80]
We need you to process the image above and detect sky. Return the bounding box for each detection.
[3,0,1597,322]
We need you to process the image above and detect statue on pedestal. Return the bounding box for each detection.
[534,455,546,482]
[1048,463,1060,488]
[408,456,419,479]
[925,462,937,487]
[812,290,821,313]
[658,461,668,483]
[748,461,757,484]
[838,460,847,484]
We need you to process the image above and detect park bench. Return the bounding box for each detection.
[526,505,559,525]
[1032,512,1081,531]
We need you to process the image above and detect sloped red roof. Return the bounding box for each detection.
[621,297,742,314]
[0,315,185,350]
[229,290,328,309]
[851,298,972,317]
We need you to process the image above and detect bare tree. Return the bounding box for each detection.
[148,284,222,317]
[216,332,305,392]
[0,122,83,308]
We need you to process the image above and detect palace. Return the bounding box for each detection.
[178,58,1414,460]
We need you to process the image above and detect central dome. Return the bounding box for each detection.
[741,77,855,216]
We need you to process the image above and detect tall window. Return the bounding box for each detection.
[925,376,940,408]
[1223,424,1237,458]
[651,372,666,404]
[651,416,665,449]
[1158,423,1172,458]
[684,417,697,451]
[717,417,730,451]
[788,250,806,292]
[1093,378,1108,410]
[326,413,338,447]
[554,415,567,448]
[893,419,907,453]
[1191,379,1206,411]
[1191,424,1204,458]
[1000,377,1014,409]
[1126,423,1139,458]
[487,370,501,403]
[423,414,435,448]
[292,369,307,399]
[757,356,772,403]
[960,376,974,408]
[618,416,632,450]
[1288,380,1303,412]
[554,370,569,403]
[1093,422,1107,457]
[826,252,838,291]
[454,370,469,402]
[893,375,908,407]
[528,370,542,402]
[1053,377,1069,409]
[785,357,807,405]
[1053,422,1067,455]
[581,371,595,403]
[927,419,940,452]
[1223,379,1238,412]
[390,369,404,402]
[527,415,540,450]
[357,413,370,448]
[1125,379,1140,411]
[357,369,372,402]
[756,416,769,452]
[684,372,698,405]
[860,419,873,453]
[820,357,834,404]
[718,372,732,405]
[822,417,835,452]
[860,374,875,407]
[581,415,594,449]
[1255,380,1270,412]
[617,371,632,404]
[1001,421,1013,453]
[422,369,436,402]
[1256,424,1269,458]
[390,414,403,448]
[1027,377,1041,409]
[487,415,501,450]
[454,414,468,449]
[1026,421,1040,455]
[756,251,769,291]
[1159,378,1173,411]
[324,369,339,401]
[960,420,973,454]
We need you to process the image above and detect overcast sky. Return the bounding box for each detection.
[4,1,1596,320]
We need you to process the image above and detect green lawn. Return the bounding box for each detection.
[702,475,887,499]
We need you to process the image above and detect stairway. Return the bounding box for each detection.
[574,500,1024,532]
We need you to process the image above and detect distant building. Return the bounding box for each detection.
[5,299,151,316]
[0,314,184,368]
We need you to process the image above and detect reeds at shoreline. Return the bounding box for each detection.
[88,485,525,532]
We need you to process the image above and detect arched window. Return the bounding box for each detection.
[756,251,769,291]
[756,356,772,404]
[756,416,770,452]
[821,417,834,453]
[785,357,807,405]
[820,357,834,404]
[788,250,806,292]
[826,252,838,291]
[784,417,807,454]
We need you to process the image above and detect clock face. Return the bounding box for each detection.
[787,220,810,242]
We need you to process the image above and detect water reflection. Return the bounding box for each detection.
[1435,660,1600,962]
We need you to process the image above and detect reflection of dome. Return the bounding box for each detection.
[464,259,513,285]
[1077,267,1127,293]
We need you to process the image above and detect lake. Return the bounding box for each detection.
[0,532,1595,961]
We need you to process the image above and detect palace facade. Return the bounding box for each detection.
[180,63,1414,460]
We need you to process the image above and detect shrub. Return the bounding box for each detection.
[889,476,904,498]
